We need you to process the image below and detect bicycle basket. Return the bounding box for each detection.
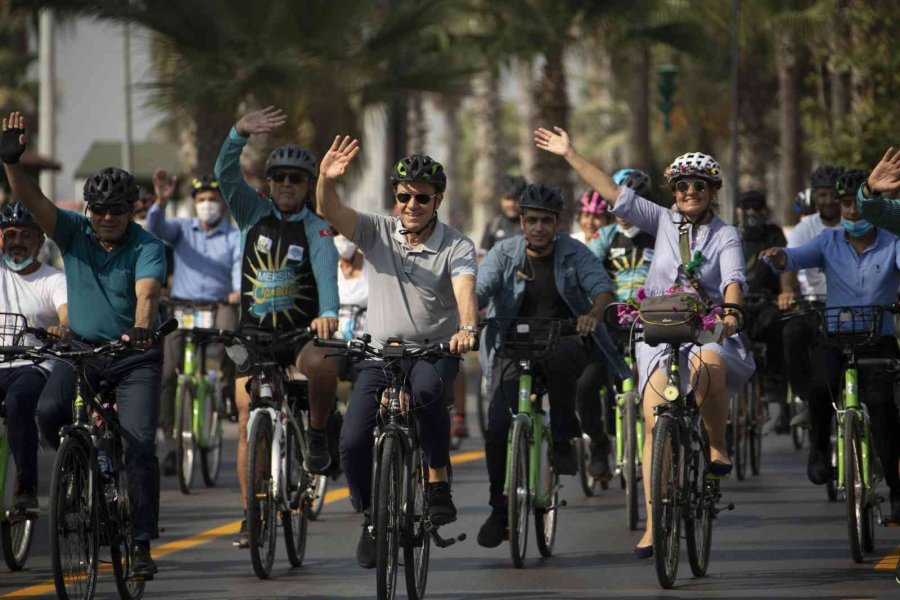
[498,319,564,362]
[639,293,699,347]
[0,312,28,347]
[173,303,217,330]
[814,306,884,348]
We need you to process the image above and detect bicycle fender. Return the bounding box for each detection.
[246,407,277,443]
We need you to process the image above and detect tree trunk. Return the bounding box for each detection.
[624,43,654,176]
[515,57,537,181]
[471,67,503,242]
[776,32,803,226]
[534,48,572,224]
[406,92,428,154]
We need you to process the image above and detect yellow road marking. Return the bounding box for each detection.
[874,545,900,570]
[0,450,485,599]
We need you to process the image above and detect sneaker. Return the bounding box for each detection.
[426,481,457,526]
[232,519,249,549]
[476,509,508,548]
[13,486,39,516]
[357,513,376,569]
[305,427,332,475]
[551,442,578,476]
[131,543,158,578]
[807,449,830,485]
[162,450,177,477]
[790,406,810,428]
[588,441,611,481]
[451,414,469,439]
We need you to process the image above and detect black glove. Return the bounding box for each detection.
[0,127,26,165]
[123,327,152,346]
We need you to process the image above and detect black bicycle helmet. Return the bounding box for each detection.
[390,154,447,193]
[265,144,318,178]
[738,190,767,210]
[0,201,39,229]
[518,184,564,214]
[502,175,527,200]
[613,168,655,201]
[190,174,220,198]
[83,167,139,208]
[809,164,845,189]
[835,169,868,198]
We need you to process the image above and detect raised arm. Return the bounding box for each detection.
[857,147,900,235]
[534,126,620,206]
[145,168,182,243]
[1,112,57,236]
[316,135,360,239]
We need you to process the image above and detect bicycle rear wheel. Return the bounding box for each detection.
[403,449,430,600]
[749,376,763,476]
[308,474,328,521]
[175,380,196,495]
[200,383,223,487]
[844,410,868,563]
[246,415,276,579]
[283,419,309,568]
[577,434,596,497]
[827,414,839,502]
[110,468,146,600]
[1,516,33,571]
[534,435,558,557]
[684,426,712,577]
[651,415,683,590]
[623,392,639,531]
[376,435,402,600]
[49,436,98,600]
[729,393,747,481]
[508,419,531,569]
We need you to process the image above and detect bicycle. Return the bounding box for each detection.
[638,302,744,589]
[782,294,826,452]
[576,382,614,497]
[314,335,466,600]
[168,301,224,494]
[197,327,317,579]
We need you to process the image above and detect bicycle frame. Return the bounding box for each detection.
[615,356,643,468]
[175,330,215,448]
[835,359,875,496]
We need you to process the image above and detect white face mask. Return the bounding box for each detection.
[617,223,641,238]
[334,235,358,260]
[196,200,222,225]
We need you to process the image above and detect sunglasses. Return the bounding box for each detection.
[90,205,131,216]
[674,179,708,193]
[395,193,437,205]
[270,171,309,184]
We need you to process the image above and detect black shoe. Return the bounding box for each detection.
[426,482,457,526]
[890,491,900,523]
[232,519,249,549]
[588,441,611,480]
[131,543,158,578]
[707,461,733,478]
[551,442,578,476]
[477,509,508,548]
[634,545,653,559]
[162,450,177,477]
[305,427,332,475]
[357,513,376,569]
[13,486,39,516]
[807,449,830,485]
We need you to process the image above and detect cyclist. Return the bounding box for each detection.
[147,170,241,476]
[475,183,625,548]
[214,106,340,548]
[761,169,900,519]
[571,189,611,245]
[536,126,754,557]
[2,111,168,577]
[857,147,900,235]
[334,233,367,340]
[0,201,68,517]
[316,135,478,569]
[736,190,793,424]
[479,175,527,256]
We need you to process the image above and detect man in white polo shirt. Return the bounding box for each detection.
[317,135,478,569]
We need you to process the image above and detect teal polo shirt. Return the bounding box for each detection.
[53,208,167,342]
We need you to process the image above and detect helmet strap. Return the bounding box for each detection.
[398,211,438,236]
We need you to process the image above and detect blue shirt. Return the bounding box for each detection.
[52,208,167,342]
[779,228,900,336]
[145,203,241,302]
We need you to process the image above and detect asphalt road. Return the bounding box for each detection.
[3,405,900,599]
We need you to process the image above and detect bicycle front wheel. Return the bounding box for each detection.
[1,515,33,571]
[624,392,639,531]
[748,376,763,476]
[577,434,596,497]
[376,435,402,600]
[110,469,146,600]
[507,419,531,569]
[246,415,276,579]
[175,379,196,494]
[827,414,839,502]
[200,383,223,487]
[283,419,309,568]
[684,426,712,577]
[534,435,559,558]
[403,449,430,600]
[308,474,328,521]
[844,410,870,563]
[49,436,99,600]
[651,415,684,590]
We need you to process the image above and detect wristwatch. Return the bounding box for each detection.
[458,324,478,334]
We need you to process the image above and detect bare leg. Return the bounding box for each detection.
[637,367,669,549]
[235,376,250,510]
[689,350,730,465]
[429,467,449,483]
[298,344,338,429]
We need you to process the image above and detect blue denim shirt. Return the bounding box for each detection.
[477,234,629,379]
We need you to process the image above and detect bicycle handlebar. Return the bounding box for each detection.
[857,357,900,370]
[314,336,454,361]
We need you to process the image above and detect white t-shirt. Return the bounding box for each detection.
[787,213,842,295]
[570,230,589,246]
[0,261,67,369]
[337,263,368,340]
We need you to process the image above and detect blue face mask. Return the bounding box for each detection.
[842,218,874,238]
[2,253,34,272]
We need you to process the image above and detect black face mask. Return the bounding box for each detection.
[738,211,766,241]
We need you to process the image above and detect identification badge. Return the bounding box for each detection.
[256,235,272,254]
[286,244,305,263]
[610,248,626,258]
[643,248,655,261]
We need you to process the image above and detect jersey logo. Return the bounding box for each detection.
[319,229,334,237]
[610,248,626,258]
[286,244,305,263]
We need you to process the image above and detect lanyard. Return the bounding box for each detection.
[678,221,712,305]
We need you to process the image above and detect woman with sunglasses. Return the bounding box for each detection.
[536,126,754,559]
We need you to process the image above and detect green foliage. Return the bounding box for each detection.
[0,3,37,114]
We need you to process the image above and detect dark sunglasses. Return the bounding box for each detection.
[90,204,130,216]
[395,192,436,205]
[674,179,708,193]
[270,171,309,184]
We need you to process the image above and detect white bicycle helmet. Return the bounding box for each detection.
[664,152,722,189]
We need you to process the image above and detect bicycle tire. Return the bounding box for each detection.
[282,419,309,568]
[844,409,866,563]
[827,414,839,502]
[376,435,402,600]
[110,468,146,600]
[308,474,328,521]
[476,376,489,439]
[651,415,683,590]
[49,436,99,600]
[403,449,430,600]
[749,376,763,476]
[577,435,596,497]
[684,425,712,577]
[788,388,805,450]
[175,379,196,495]
[200,383,223,487]
[729,393,746,481]
[534,436,558,558]
[624,392,639,531]
[508,418,531,569]
[247,415,276,579]
[1,516,33,571]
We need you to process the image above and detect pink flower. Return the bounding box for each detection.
[636,287,647,302]
[700,314,717,331]
[711,305,724,316]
